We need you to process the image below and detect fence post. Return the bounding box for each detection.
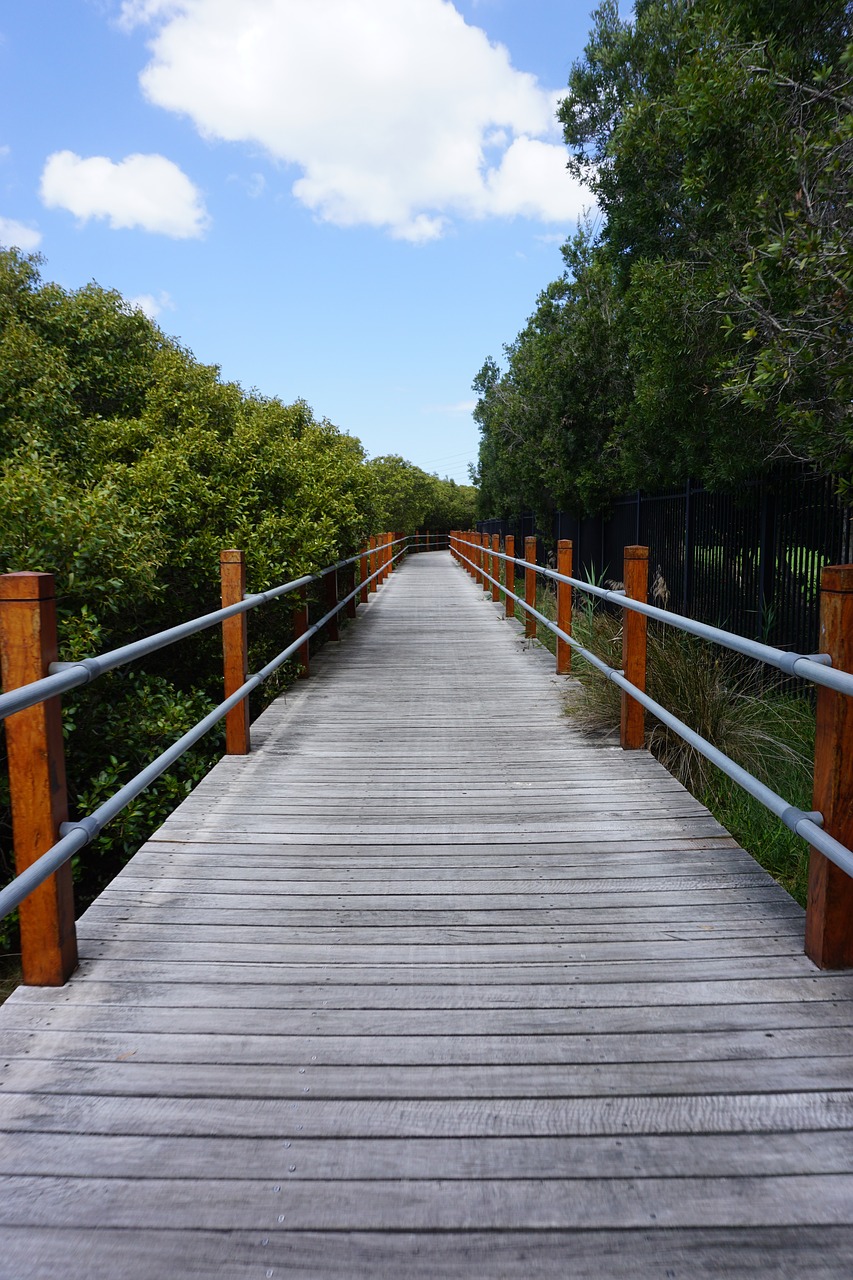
[621,545,649,750]
[556,539,573,675]
[481,534,491,593]
[294,587,310,677]
[0,572,78,985]
[505,535,515,619]
[360,543,369,604]
[324,569,340,641]
[524,536,537,638]
[368,536,378,594]
[805,565,853,969]
[220,550,251,755]
[491,534,501,603]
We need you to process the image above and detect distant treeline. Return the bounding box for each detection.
[473,0,852,524]
[0,247,476,930]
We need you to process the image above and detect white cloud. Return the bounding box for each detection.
[127,289,174,319]
[40,150,209,238]
[120,0,584,241]
[0,216,42,251]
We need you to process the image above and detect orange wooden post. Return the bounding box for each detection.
[556,539,573,675]
[294,586,310,677]
[368,536,378,593]
[621,545,649,750]
[360,544,370,604]
[384,532,393,581]
[0,572,78,985]
[491,534,501,603]
[220,550,250,755]
[524,536,537,638]
[481,534,491,593]
[324,569,340,641]
[426,530,430,552]
[505,535,516,619]
[805,565,853,969]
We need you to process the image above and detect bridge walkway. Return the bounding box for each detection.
[1,551,853,1276]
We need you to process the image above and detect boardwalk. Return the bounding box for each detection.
[2,552,853,1277]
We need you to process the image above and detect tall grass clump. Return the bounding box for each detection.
[561,594,815,904]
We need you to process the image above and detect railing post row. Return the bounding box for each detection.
[806,564,853,969]
[524,536,537,638]
[0,572,78,985]
[368,536,377,594]
[556,539,573,675]
[621,545,649,750]
[505,535,515,618]
[360,544,370,604]
[220,550,251,755]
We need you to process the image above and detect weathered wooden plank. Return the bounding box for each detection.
[43,969,852,1004]
[4,1024,853,1068]
[4,1171,853,1231]
[1,1089,851,1139]
[1,1227,852,1280]
[4,1129,853,1181]
[5,1055,853,1099]
[6,993,852,1037]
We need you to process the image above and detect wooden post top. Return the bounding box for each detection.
[821,565,853,594]
[220,549,245,565]
[623,545,649,562]
[0,572,56,602]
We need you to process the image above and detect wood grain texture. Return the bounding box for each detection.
[1,551,852,1276]
[0,571,77,985]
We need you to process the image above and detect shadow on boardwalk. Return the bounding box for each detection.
[1,552,853,1277]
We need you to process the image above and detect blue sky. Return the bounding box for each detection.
[0,1,599,484]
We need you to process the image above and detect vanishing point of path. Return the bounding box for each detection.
[1,551,853,1277]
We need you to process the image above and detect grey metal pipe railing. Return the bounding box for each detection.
[0,543,408,920]
[486,545,849,698]
[456,544,853,883]
[0,536,420,722]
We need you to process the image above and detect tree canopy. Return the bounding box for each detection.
[473,0,853,520]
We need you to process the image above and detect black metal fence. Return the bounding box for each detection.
[478,469,853,654]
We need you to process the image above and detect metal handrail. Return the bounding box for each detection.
[456,543,853,883]
[0,538,416,722]
[0,542,408,919]
[490,547,849,697]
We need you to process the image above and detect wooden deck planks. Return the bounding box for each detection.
[2,550,853,1277]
